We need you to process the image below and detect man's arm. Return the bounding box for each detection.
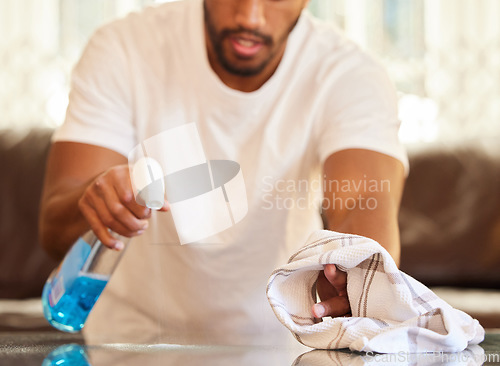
[323,148,405,262]
[39,141,158,260]
[313,148,405,318]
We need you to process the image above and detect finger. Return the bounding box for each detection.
[312,296,350,318]
[120,195,152,222]
[93,178,149,232]
[79,198,124,250]
[316,270,338,302]
[158,201,170,212]
[324,264,347,297]
[113,178,153,219]
[87,190,144,237]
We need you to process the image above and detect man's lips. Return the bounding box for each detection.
[229,35,265,58]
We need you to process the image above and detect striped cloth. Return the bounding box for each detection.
[266,230,485,353]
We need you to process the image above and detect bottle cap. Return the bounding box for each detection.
[131,157,165,210]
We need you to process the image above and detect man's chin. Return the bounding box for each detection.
[220,58,269,77]
[224,66,265,77]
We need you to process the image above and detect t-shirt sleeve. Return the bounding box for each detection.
[316,62,409,174]
[52,24,136,157]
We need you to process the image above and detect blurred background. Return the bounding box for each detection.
[0,0,499,336]
[1,0,500,147]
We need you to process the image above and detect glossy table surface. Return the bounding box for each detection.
[0,330,499,366]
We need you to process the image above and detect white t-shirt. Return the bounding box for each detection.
[54,0,408,346]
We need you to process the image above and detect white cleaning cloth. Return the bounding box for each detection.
[266,230,484,353]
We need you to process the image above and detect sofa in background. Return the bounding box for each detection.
[399,143,500,328]
[400,145,500,289]
[0,128,499,331]
[0,128,57,300]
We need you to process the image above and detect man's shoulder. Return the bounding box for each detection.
[127,0,195,28]
[91,0,197,47]
[296,12,387,85]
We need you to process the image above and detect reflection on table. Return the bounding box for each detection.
[1,331,499,366]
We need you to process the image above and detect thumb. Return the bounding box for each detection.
[324,264,347,297]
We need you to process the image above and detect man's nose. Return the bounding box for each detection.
[235,0,265,30]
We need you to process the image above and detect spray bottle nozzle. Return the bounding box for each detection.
[131,157,165,210]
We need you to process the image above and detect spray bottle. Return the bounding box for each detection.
[42,157,164,332]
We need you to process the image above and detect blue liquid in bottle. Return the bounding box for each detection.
[42,235,119,332]
[42,272,109,332]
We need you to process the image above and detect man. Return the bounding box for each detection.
[39,0,407,345]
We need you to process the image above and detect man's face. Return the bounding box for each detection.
[204,0,309,77]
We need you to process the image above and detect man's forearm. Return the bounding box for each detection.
[322,149,405,267]
[324,199,401,266]
[39,184,91,261]
[39,142,129,260]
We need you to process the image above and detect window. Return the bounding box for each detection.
[1,0,499,146]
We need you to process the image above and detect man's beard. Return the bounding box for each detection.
[203,2,300,77]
